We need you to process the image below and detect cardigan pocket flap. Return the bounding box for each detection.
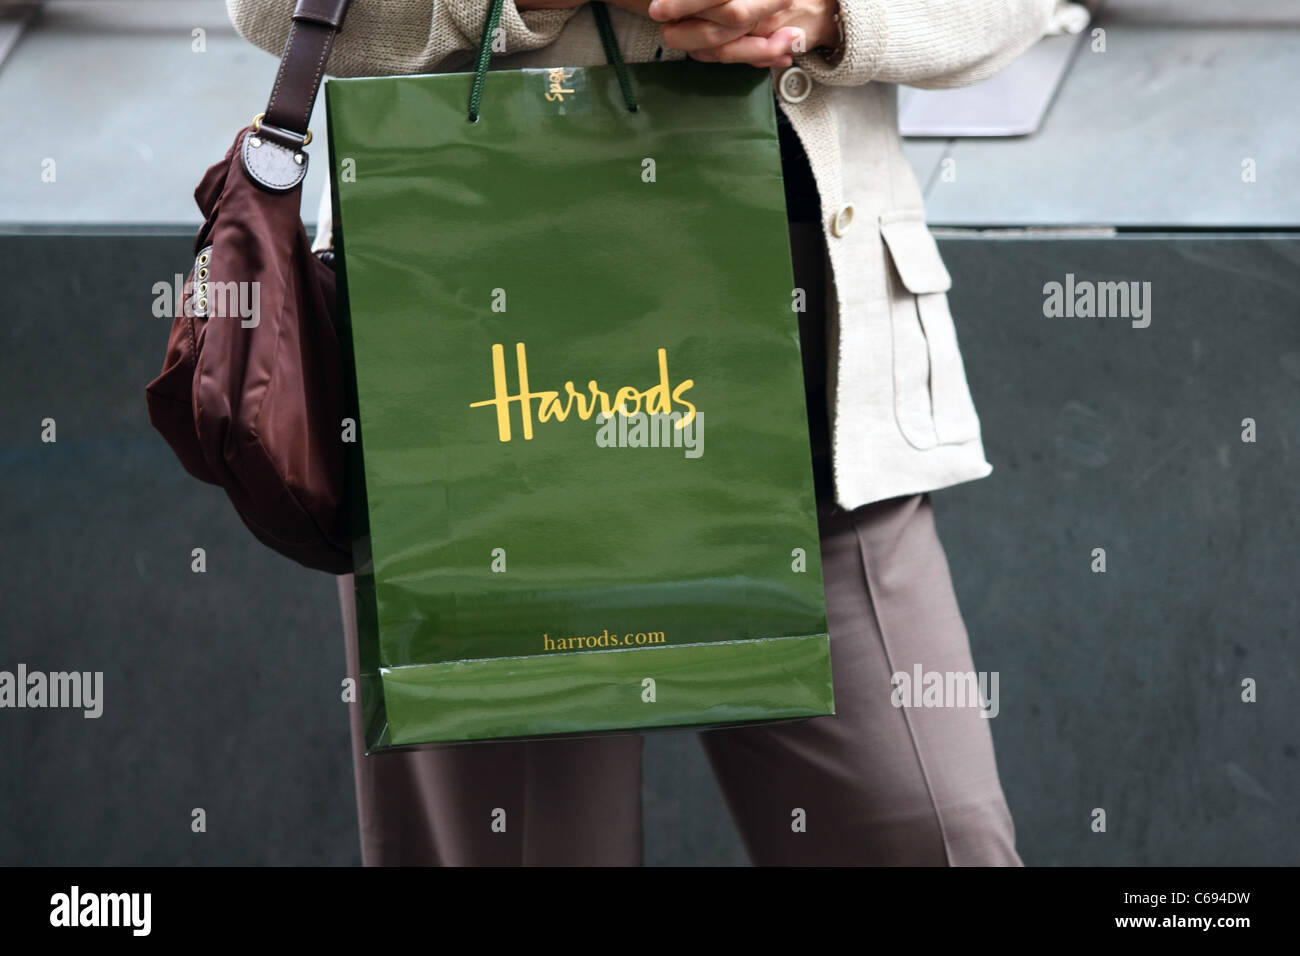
[880,210,980,449]
[880,212,952,294]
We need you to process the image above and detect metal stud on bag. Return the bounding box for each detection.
[192,245,213,318]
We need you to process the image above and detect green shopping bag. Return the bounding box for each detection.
[327,1,832,750]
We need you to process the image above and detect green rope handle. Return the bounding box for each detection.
[467,0,638,121]
[467,0,506,122]
[591,1,639,113]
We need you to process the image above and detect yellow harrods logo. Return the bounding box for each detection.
[470,343,697,442]
[545,67,576,103]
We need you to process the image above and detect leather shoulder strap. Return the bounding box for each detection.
[256,0,351,148]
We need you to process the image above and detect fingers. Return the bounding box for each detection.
[688,27,798,67]
[690,49,793,68]
[651,0,792,29]
[658,0,797,54]
[660,18,751,52]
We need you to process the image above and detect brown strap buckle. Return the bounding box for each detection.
[252,112,312,148]
[258,1,351,144]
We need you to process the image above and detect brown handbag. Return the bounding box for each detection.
[146,0,354,574]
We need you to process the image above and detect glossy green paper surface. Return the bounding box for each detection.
[326,61,832,749]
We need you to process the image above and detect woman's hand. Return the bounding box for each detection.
[647,0,797,67]
[514,0,838,70]
[651,0,839,68]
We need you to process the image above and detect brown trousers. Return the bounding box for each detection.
[335,223,1021,866]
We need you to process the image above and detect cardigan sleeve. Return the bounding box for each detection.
[224,0,581,77]
[794,0,1058,90]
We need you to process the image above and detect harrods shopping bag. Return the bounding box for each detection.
[326,56,833,750]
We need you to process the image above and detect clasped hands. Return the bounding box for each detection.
[516,0,839,70]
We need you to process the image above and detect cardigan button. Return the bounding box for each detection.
[831,203,855,237]
[778,66,812,104]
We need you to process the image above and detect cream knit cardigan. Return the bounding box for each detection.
[227,0,1057,509]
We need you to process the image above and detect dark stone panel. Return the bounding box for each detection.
[642,732,748,867]
[0,235,357,865]
[2,233,1296,866]
[935,235,1300,866]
